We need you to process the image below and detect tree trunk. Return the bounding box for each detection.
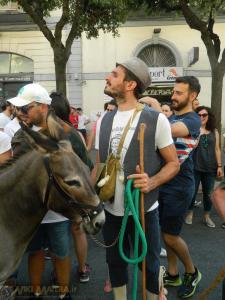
[53,46,69,97]
[211,68,224,135]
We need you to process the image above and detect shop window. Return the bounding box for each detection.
[0,52,33,74]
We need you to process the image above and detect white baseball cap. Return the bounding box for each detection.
[7,83,52,107]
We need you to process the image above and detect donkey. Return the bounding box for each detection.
[0,113,105,286]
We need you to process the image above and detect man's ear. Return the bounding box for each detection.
[126,80,137,92]
[190,91,198,102]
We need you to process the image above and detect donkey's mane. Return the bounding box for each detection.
[0,149,34,172]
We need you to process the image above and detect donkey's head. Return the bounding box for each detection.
[20,112,105,234]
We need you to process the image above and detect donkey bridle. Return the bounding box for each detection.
[43,156,104,224]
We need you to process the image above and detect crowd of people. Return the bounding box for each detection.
[0,57,224,300]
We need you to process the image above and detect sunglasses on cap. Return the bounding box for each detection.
[16,103,40,114]
[198,113,208,118]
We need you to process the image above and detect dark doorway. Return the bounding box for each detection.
[0,81,31,108]
[143,86,173,103]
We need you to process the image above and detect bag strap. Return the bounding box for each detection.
[116,103,144,158]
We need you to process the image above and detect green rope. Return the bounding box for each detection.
[119,179,148,300]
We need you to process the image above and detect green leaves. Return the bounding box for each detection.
[68,0,130,38]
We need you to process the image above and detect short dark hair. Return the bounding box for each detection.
[104,102,108,111]
[1,101,11,111]
[175,76,201,95]
[104,98,118,111]
[195,105,216,131]
[123,68,143,98]
[50,92,70,123]
[161,102,172,110]
[108,99,117,107]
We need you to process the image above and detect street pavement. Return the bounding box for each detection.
[15,191,225,300]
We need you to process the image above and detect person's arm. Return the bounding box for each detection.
[91,151,100,183]
[128,114,180,193]
[127,144,179,193]
[0,149,11,164]
[139,96,162,112]
[171,121,189,138]
[215,130,223,178]
[0,132,12,163]
[84,115,90,126]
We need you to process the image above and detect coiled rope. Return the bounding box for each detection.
[119,179,147,300]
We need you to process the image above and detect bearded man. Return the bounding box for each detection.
[159,76,202,299]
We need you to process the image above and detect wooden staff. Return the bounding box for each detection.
[139,123,147,300]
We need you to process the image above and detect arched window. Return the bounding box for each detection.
[137,44,176,67]
[0,52,33,74]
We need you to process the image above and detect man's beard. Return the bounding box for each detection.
[171,97,189,111]
[104,87,126,104]
[27,112,44,127]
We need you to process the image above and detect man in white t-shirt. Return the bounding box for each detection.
[4,106,30,139]
[94,57,179,300]
[0,131,11,163]
[77,108,90,142]
[0,101,13,130]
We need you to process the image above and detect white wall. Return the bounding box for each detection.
[0,31,55,75]
[81,22,225,130]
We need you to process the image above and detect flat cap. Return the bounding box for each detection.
[116,57,151,92]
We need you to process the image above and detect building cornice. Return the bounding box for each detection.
[124,15,225,27]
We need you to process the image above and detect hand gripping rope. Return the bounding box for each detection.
[119,179,147,300]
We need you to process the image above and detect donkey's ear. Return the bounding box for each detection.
[46,109,67,141]
[20,122,59,153]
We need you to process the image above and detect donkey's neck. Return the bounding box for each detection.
[0,151,48,236]
[0,151,48,283]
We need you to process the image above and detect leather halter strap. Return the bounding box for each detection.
[43,156,104,223]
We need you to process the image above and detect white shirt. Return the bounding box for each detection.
[95,111,107,149]
[0,131,11,154]
[4,117,21,139]
[0,112,11,130]
[78,114,89,130]
[96,109,173,216]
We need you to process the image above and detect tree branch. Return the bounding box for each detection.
[65,20,79,60]
[18,0,56,48]
[179,0,207,31]
[179,0,219,66]
[207,5,220,59]
[54,0,69,44]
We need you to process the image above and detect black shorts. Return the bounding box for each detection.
[102,209,160,294]
[159,185,194,235]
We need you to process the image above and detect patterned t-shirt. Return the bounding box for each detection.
[170,112,201,165]
[161,111,201,191]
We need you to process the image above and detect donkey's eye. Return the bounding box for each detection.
[65,180,81,187]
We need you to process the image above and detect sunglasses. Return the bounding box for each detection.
[198,113,208,118]
[17,103,40,114]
